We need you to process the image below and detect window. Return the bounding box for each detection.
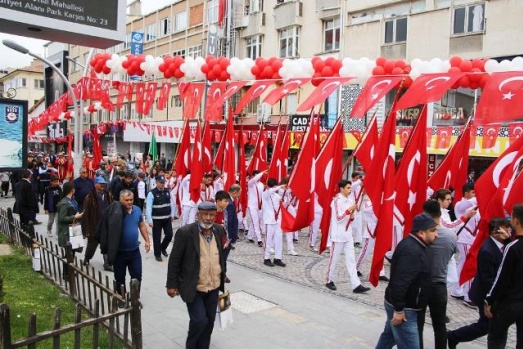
[453,3,485,35]
[160,17,171,36]
[174,11,187,31]
[279,26,299,58]
[145,23,157,41]
[124,32,132,48]
[207,0,218,24]
[384,17,407,44]
[15,78,27,88]
[246,97,260,114]
[173,49,186,58]
[286,93,297,114]
[171,95,182,107]
[188,45,203,58]
[34,79,45,89]
[246,35,262,59]
[247,0,263,14]
[323,18,340,51]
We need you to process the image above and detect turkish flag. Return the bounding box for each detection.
[351,76,403,117]
[504,168,523,215]
[398,127,411,149]
[238,124,248,211]
[263,78,310,106]
[394,106,428,236]
[435,126,452,149]
[396,73,465,110]
[363,110,397,286]
[316,119,345,254]
[449,123,472,203]
[353,114,379,172]
[189,122,204,203]
[202,122,213,174]
[297,77,351,112]
[143,82,158,115]
[460,135,523,284]
[222,111,237,191]
[249,131,258,146]
[135,82,145,114]
[214,131,226,170]
[469,125,478,150]
[508,123,523,145]
[173,120,192,176]
[204,82,227,121]
[183,82,205,119]
[214,81,247,108]
[246,126,268,174]
[475,72,523,124]
[218,0,226,26]
[157,82,171,111]
[115,81,129,108]
[234,80,274,114]
[481,125,501,149]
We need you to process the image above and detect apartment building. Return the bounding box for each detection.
[0,64,45,109]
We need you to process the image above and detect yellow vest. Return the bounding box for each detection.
[196,233,222,292]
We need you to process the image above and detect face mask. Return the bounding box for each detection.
[199,221,213,230]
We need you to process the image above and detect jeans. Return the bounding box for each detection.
[418,282,448,349]
[186,289,219,349]
[46,212,57,235]
[376,301,420,349]
[488,300,523,349]
[152,218,173,257]
[113,248,142,296]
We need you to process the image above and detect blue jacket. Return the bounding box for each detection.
[469,236,503,305]
[225,198,239,243]
[73,177,94,209]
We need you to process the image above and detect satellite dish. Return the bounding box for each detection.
[6,88,16,99]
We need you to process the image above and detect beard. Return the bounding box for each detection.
[199,221,213,230]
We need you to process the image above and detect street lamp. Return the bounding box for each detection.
[2,39,84,177]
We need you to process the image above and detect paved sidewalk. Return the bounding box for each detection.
[0,196,510,348]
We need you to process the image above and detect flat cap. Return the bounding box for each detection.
[198,201,217,211]
[411,213,438,233]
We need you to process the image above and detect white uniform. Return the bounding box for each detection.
[356,199,386,277]
[213,177,224,193]
[350,179,364,244]
[200,184,215,203]
[247,172,265,242]
[167,176,180,218]
[326,193,362,289]
[309,193,323,249]
[179,174,198,226]
[281,188,298,254]
[262,186,283,260]
[453,197,480,302]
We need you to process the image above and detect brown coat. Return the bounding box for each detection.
[81,188,112,239]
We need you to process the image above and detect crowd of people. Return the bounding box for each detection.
[6,148,523,349]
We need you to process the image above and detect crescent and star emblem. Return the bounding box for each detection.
[281,80,302,94]
[493,151,517,187]
[259,140,266,162]
[382,144,396,203]
[513,126,523,137]
[370,80,392,100]
[321,82,341,96]
[487,128,497,137]
[498,76,523,100]
[425,76,451,90]
[323,159,334,190]
[252,84,268,97]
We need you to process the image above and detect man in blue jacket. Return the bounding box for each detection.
[376,213,439,349]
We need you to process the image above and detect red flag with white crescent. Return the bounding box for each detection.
[234,80,274,114]
[157,82,171,111]
[297,77,352,112]
[223,112,237,190]
[183,82,205,119]
[353,113,379,172]
[481,125,501,149]
[435,126,452,149]
[143,82,157,115]
[204,82,227,121]
[213,81,247,109]
[476,72,523,124]
[246,126,268,174]
[173,120,192,176]
[351,76,403,118]
[189,122,203,203]
[202,122,213,174]
[135,82,146,114]
[263,78,310,106]
[508,123,523,145]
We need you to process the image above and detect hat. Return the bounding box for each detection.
[155,175,166,183]
[198,202,217,211]
[411,213,438,233]
[94,176,107,184]
[99,161,106,165]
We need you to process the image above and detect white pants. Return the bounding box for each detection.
[285,232,295,252]
[356,237,386,276]
[237,211,245,230]
[456,242,473,300]
[352,211,363,244]
[247,206,263,242]
[447,256,462,297]
[326,240,361,289]
[181,205,197,226]
[264,224,282,259]
[309,209,322,247]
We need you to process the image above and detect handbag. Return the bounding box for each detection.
[218,290,231,312]
[69,223,84,250]
[216,307,233,330]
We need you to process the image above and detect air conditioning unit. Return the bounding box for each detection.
[256,103,271,123]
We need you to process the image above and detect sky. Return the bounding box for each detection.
[0,0,173,70]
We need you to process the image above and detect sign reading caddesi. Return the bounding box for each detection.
[0,99,28,170]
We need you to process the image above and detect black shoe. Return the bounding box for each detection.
[463,300,478,309]
[248,239,254,243]
[354,242,361,247]
[273,259,286,267]
[450,294,464,300]
[263,259,274,267]
[155,256,162,262]
[161,249,169,257]
[357,271,363,277]
[379,276,389,282]
[447,336,458,349]
[32,220,42,225]
[104,265,114,272]
[293,239,298,243]
[257,241,263,247]
[224,276,231,283]
[325,281,337,291]
[353,285,370,294]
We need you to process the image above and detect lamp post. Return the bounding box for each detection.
[3,39,87,177]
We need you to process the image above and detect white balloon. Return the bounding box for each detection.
[484,59,498,73]
[409,68,421,80]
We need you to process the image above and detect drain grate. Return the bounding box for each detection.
[231,291,277,314]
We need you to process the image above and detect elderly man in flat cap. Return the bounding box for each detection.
[166,201,227,349]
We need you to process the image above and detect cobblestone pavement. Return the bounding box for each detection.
[0,194,515,348]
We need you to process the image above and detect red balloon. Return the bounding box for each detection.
[207,71,216,81]
[272,72,281,79]
[458,75,470,88]
[384,60,395,74]
[448,66,461,73]
[402,65,412,74]
[201,64,210,74]
[164,71,172,79]
[471,58,485,71]
[174,56,184,65]
[268,57,278,66]
[219,58,230,70]
[174,69,184,79]
[372,66,385,75]
[311,72,324,86]
[212,64,221,75]
[251,65,261,77]
[403,77,413,88]
[479,74,490,88]
[391,67,404,75]
[395,60,407,69]
[469,82,479,90]
[314,59,325,72]
[376,57,387,67]
[321,66,333,77]
[219,71,229,81]
[159,63,166,72]
[272,59,282,70]
[325,57,335,66]
[103,66,111,75]
[262,66,274,78]
[205,55,214,64]
[460,60,473,72]
[311,56,321,64]
[469,68,482,82]
[331,59,342,73]
[450,56,462,68]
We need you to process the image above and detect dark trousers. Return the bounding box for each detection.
[448,301,489,343]
[84,237,99,261]
[113,248,142,296]
[20,211,36,226]
[488,300,523,349]
[39,181,50,203]
[418,282,448,349]
[186,289,219,349]
[152,218,173,257]
[1,181,9,196]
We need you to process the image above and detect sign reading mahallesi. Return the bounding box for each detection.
[0,0,125,48]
